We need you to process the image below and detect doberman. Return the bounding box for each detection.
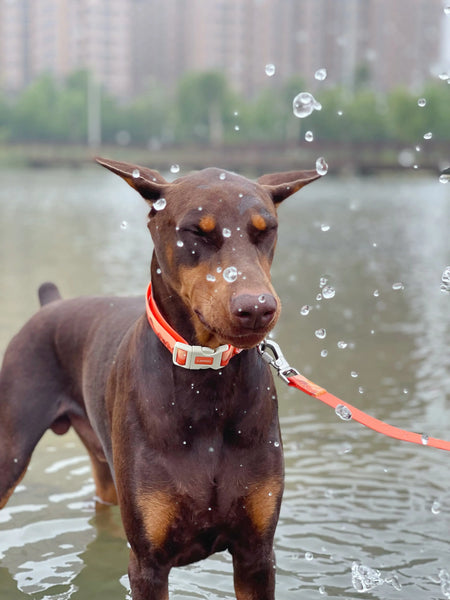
[0,158,321,599]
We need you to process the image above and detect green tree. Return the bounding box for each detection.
[174,71,235,146]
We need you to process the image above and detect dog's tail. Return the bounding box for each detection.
[38,282,62,307]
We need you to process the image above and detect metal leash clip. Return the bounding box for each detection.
[257,339,299,384]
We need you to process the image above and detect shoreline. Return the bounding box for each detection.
[0,141,447,176]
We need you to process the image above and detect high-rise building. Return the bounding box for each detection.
[0,0,447,99]
[0,0,133,99]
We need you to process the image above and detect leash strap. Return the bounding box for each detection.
[145,283,240,370]
[258,340,450,452]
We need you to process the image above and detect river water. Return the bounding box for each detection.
[0,167,449,599]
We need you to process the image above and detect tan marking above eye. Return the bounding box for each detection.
[199,215,216,232]
[251,213,267,231]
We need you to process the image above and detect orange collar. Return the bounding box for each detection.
[145,283,241,370]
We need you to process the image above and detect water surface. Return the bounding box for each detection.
[0,168,449,599]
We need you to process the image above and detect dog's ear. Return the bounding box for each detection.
[95,157,170,202]
[258,169,321,205]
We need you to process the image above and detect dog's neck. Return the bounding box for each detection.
[150,255,204,347]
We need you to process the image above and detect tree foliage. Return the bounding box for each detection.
[0,69,448,146]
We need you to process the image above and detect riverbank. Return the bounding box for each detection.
[0,140,447,176]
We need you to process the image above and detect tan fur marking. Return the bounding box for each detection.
[199,215,216,232]
[245,478,282,534]
[137,491,178,548]
[251,213,267,231]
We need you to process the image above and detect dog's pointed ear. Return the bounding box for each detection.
[258,169,322,205]
[95,157,170,202]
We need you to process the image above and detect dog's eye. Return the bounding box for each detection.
[250,223,277,246]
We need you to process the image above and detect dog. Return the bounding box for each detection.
[0,158,321,598]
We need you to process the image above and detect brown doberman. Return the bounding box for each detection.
[0,158,321,599]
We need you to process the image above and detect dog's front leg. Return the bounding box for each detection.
[128,550,170,600]
[231,546,276,600]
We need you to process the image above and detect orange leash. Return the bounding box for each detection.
[258,340,450,452]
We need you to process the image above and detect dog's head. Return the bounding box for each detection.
[96,158,321,349]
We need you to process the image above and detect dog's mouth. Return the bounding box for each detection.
[194,310,275,350]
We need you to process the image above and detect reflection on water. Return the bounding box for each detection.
[0,168,449,599]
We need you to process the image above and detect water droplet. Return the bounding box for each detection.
[373,289,380,297]
[233,110,239,117]
[423,131,433,140]
[439,173,449,184]
[153,197,167,211]
[216,266,222,273]
[417,98,427,107]
[438,72,449,81]
[305,130,314,142]
[440,266,450,292]
[274,441,280,448]
[258,295,266,304]
[293,92,322,118]
[314,68,327,81]
[351,563,383,592]
[421,433,429,445]
[322,285,335,299]
[320,223,330,232]
[223,266,238,283]
[335,404,352,420]
[445,5,450,15]
[337,109,343,116]
[206,274,216,282]
[316,156,328,175]
[315,328,327,339]
[431,500,441,514]
[234,125,240,131]
[318,585,326,595]
[219,172,226,180]
[265,63,276,77]
[320,349,328,357]
[223,228,232,238]
[392,282,404,290]
[351,371,358,378]
[156,268,162,275]
[208,446,214,453]
[300,305,311,316]
[305,551,314,561]
[177,240,184,248]
[120,221,128,230]
[132,168,140,178]
[170,164,180,174]
[337,340,348,349]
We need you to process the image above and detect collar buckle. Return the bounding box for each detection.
[173,341,234,370]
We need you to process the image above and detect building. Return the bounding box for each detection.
[0,0,447,99]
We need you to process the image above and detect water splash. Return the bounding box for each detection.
[441,266,450,292]
[316,157,329,175]
[153,198,166,211]
[335,404,352,421]
[293,92,322,118]
[314,68,327,81]
[322,285,336,299]
[351,562,383,592]
[223,267,238,283]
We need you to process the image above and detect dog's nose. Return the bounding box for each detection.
[231,293,277,330]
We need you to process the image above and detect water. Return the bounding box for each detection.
[0,168,449,599]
